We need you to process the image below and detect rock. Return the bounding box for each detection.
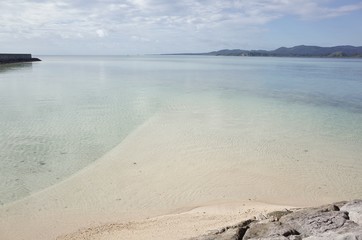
[333,201,349,209]
[303,229,362,240]
[340,199,362,225]
[279,205,350,237]
[187,220,254,240]
[185,200,362,240]
[188,227,239,240]
[256,213,268,220]
[267,210,293,221]
[243,221,300,239]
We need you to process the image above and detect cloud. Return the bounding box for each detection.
[0,0,361,53]
[131,35,151,42]
[96,29,108,38]
[315,2,362,18]
[1,1,360,35]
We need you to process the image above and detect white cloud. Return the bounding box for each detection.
[315,2,362,18]
[96,29,108,38]
[0,0,361,54]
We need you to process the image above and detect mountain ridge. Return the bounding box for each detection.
[167,45,362,57]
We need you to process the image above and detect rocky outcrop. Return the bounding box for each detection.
[187,200,362,240]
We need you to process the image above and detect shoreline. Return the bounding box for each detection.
[0,110,353,239]
[57,201,296,240]
[56,199,362,240]
[1,96,361,239]
[0,190,358,240]
[1,196,297,240]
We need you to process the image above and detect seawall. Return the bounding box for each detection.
[0,53,41,64]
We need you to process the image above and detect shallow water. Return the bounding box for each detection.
[0,56,361,205]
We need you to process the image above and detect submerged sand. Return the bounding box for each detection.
[1,104,361,240]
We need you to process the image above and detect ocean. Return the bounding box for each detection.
[0,55,362,205]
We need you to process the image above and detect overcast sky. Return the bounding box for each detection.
[1,0,362,55]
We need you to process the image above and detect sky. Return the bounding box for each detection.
[1,0,362,55]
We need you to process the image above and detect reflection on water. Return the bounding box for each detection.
[0,62,33,74]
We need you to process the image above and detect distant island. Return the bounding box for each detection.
[166,45,362,58]
[0,54,41,64]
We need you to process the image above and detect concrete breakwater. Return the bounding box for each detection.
[0,53,41,64]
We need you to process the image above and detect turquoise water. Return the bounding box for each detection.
[0,56,362,205]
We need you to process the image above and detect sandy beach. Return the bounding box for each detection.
[1,105,358,240]
[57,202,294,240]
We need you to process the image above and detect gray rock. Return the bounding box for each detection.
[256,213,268,221]
[304,229,362,240]
[279,206,349,237]
[243,222,299,239]
[341,199,362,225]
[333,201,349,209]
[267,210,293,221]
[186,220,253,240]
[187,227,239,240]
[186,200,362,240]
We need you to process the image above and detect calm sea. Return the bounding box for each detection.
[0,55,362,205]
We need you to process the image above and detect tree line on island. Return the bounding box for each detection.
[168,45,362,57]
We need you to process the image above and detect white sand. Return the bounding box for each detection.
[0,108,357,240]
[57,202,293,240]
